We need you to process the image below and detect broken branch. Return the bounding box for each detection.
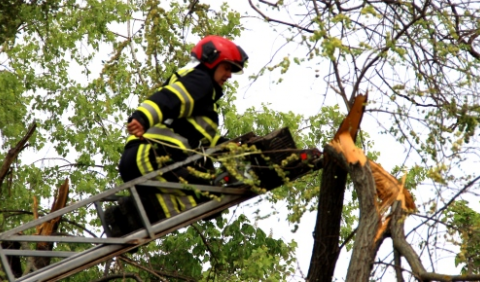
[0,122,37,193]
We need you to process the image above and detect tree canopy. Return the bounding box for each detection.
[1,0,480,281]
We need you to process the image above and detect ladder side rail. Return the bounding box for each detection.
[19,193,254,282]
[0,244,16,282]
[3,235,133,245]
[95,201,112,237]
[0,184,248,245]
[0,148,216,239]
[129,186,155,238]
[141,181,250,195]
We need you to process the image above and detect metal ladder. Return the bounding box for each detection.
[0,146,257,282]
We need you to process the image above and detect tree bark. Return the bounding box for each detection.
[307,152,347,282]
[345,158,380,282]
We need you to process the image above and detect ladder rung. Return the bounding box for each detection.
[2,250,75,258]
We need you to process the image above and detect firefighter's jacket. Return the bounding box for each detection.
[125,64,224,218]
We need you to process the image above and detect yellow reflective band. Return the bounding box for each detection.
[165,82,194,118]
[157,194,171,218]
[156,175,167,182]
[177,195,197,212]
[143,133,189,150]
[187,195,197,208]
[136,144,154,175]
[138,108,154,127]
[156,194,181,218]
[170,75,178,84]
[176,83,194,117]
[143,124,191,149]
[202,116,218,131]
[189,120,212,142]
[177,197,186,211]
[211,134,221,147]
[170,194,181,213]
[141,100,163,125]
[177,68,193,76]
[187,116,218,143]
[127,135,139,143]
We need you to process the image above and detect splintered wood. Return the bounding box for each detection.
[34,178,70,237]
[369,161,415,212]
[329,94,415,241]
[30,178,70,270]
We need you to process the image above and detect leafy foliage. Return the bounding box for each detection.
[444,200,480,275]
[0,0,318,281]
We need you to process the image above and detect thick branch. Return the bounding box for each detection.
[391,201,480,282]
[344,153,380,282]
[308,94,368,282]
[393,246,405,282]
[390,201,428,280]
[0,122,36,191]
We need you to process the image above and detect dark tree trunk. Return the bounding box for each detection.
[307,152,347,282]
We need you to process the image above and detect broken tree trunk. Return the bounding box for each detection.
[307,93,418,282]
[328,117,382,281]
[324,140,380,282]
[307,94,367,282]
[30,178,70,271]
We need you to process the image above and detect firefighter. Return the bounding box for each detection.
[105,35,248,237]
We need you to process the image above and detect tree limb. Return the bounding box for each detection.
[248,0,314,33]
[0,122,36,193]
[389,199,480,281]
[90,273,144,282]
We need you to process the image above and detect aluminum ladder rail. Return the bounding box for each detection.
[0,146,256,282]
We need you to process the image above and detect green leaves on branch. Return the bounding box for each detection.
[444,200,480,274]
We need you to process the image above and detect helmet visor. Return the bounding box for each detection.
[225,60,244,74]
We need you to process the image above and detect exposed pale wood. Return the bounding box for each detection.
[333,93,368,141]
[32,178,70,270]
[330,131,367,166]
[369,161,415,212]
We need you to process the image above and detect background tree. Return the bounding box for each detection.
[0,0,303,281]
[245,0,480,281]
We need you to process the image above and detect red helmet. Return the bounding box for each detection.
[191,35,248,73]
